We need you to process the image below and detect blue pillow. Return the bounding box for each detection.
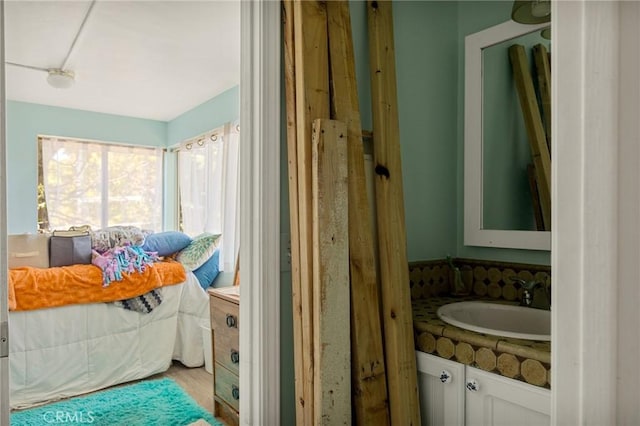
[142,231,192,257]
[193,248,221,290]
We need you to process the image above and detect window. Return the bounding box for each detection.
[38,136,164,232]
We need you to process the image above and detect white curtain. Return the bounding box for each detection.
[178,122,239,271]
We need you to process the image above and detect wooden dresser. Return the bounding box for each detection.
[208,286,240,425]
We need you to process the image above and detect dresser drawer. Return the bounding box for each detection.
[213,328,240,375]
[215,363,240,412]
[210,293,239,331]
[211,296,240,375]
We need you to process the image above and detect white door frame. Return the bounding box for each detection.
[238,1,281,425]
[553,0,636,424]
[0,0,9,423]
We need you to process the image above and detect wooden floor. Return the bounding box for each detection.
[159,361,214,414]
[137,361,223,425]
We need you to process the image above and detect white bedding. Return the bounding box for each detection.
[8,271,210,409]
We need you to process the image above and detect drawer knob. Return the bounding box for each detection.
[466,379,479,392]
[439,370,452,384]
[230,349,240,364]
[226,314,237,328]
[232,385,240,400]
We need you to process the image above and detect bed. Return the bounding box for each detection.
[7,262,211,409]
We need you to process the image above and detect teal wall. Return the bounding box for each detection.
[6,85,240,234]
[167,85,240,146]
[349,0,460,262]
[394,1,459,261]
[6,101,166,234]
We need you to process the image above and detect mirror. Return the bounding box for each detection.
[464,20,551,251]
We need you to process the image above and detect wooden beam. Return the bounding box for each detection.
[533,43,552,151]
[326,2,389,424]
[312,118,351,425]
[366,1,421,425]
[282,2,305,425]
[292,2,330,423]
[527,163,545,231]
[509,44,552,231]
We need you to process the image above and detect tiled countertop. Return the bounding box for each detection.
[412,297,551,388]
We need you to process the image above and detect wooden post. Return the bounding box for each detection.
[527,163,545,231]
[282,2,305,425]
[326,2,390,424]
[292,1,330,423]
[533,43,552,151]
[509,44,552,231]
[367,1,421,425]
[312,119,351,425]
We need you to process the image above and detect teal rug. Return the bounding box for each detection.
[10,378,220,426]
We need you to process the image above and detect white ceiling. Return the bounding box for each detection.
[4,0,241,122]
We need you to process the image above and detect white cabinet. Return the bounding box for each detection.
[417,350,465,426]
[465,365,550,426]
[416,351,550,426]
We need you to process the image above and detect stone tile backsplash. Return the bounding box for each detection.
[409,258,551,301]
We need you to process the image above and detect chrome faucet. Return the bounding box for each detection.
[510,277,551,310]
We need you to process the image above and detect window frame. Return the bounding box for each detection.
[37,135,165,232]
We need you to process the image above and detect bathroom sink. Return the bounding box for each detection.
[436,301,550,341]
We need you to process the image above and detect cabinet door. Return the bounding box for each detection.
[465,366,550,426]
[416,351,465,426]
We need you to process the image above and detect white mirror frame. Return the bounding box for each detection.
[464,19,551,251]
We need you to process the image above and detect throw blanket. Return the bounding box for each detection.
[92,245,159,287]
[113,289,163,313]
[8,260,186,312]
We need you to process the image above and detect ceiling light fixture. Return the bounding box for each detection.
[46,69,76,89]
[5,0,95,90]
[512,0,551,24]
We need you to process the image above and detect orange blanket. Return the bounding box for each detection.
[8,260,186,311]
